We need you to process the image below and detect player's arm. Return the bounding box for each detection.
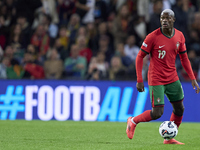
[136,49,147,92]
[136,34,153,92]
[179,52,200,93]
[179,34,200,94]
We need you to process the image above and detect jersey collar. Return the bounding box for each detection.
[160,27,175,39]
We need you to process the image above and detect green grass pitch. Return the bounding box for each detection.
[0,120,200,150]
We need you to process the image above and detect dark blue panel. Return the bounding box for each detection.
[0,80,199,122]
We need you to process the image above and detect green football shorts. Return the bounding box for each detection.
[149,80,184,107]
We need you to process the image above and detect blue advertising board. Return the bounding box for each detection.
[0,80,199,122]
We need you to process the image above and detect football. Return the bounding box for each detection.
[159,121,178,139]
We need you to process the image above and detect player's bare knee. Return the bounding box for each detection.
[151,107,164,120]
[172,102,185,116]
[151,111,163,120]
[174,105,185,116]
[180,105,185,114]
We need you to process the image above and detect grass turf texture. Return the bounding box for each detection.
[0,121,200,150]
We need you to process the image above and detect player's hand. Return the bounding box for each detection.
[191,79,200,94]
[136,82,144,92]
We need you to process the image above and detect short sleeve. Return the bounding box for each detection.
[179,33,187,54]
[140,33,154,54]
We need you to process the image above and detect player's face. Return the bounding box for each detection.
[160,13,175,29]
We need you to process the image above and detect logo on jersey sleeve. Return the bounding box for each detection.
[142,42,148,48]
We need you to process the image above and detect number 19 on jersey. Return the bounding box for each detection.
[158,50,166,59]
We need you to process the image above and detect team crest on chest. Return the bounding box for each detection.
[175,42,180,52]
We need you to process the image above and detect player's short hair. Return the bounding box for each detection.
[161,9,175,18]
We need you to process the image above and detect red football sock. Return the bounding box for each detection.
[133,110,153,124]
[170,112,183,128]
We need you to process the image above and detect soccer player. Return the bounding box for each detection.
[126,9,200,144]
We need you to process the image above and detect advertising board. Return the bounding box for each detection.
[0,80,199,122]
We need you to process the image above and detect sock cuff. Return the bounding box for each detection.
[131,117,137,125]
[173,112,183,117]
[133,110,152,124]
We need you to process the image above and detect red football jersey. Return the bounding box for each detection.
[140,28,186,85]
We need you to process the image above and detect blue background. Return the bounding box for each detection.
[0,80,199,122]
